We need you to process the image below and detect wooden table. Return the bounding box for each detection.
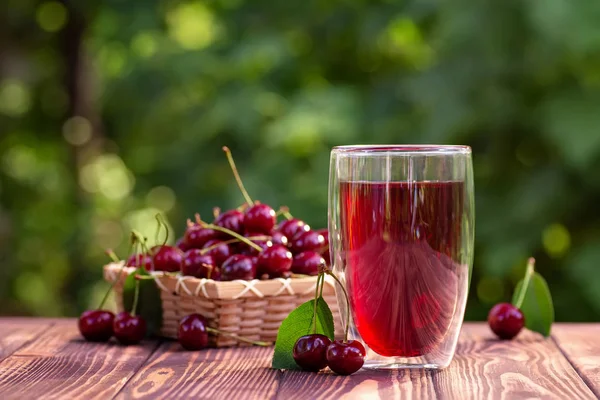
[0,319,598,399]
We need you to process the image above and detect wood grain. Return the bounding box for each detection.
[0,320,159,400]
[552,324,600,397]
[115,343,279,399]
[0,318,55,362]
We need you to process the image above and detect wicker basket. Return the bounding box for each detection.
[104,263,342,347]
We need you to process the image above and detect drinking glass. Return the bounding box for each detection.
[328,145,474,369]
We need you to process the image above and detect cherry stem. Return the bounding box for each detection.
[131,280,140,317]
[213,207,221,219]
[326,270,351,343]
[199,235,269,255]
[105,249,120,263]
[206,327,271,346]
[201,223,263,252]
[222,146,253,206]
[514,257,536,310]
[282,208,294,221]
[310,273,323,334]
[155,214,169,246]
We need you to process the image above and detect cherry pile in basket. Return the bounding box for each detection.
[127,147,330,281]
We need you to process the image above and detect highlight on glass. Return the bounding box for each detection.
[328,145,474,369]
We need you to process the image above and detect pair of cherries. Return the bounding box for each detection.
[78,310,146,345]
[293,334,366,376]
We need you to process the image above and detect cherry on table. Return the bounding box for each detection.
[290,230,325,255]
[126,253,153,271]
[221,254,256,281]
[184,225,217,249]
[244,204,276,234]
[293,334,331,372]
[113,312,147,345]
[181,250,220,280]
[78,310,114,342]
[278,219,310,241]
[326,340,366,375]
[202,239,231,266]
[178,314,209,351]
[291,251,325,276]
[214,209,245,238]
[488,302,525,340]
[152,245,184,272]
[257,245,293,278]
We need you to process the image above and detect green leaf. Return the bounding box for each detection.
[122,268,163,336]
[271,297,334,370]
[512,272,554,336]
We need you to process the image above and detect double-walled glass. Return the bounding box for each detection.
[328,145,474,369]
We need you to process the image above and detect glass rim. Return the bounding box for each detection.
[332,144,471,155]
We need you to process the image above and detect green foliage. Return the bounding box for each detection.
[122,268,163,336]
[512,272,555,336]
[0,0,599,321]
[272,297,334,370]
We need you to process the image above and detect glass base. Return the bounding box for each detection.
[363,360,449,370]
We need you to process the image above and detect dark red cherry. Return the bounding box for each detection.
[293,334,332,371]
[181,250,220,280]
[126,253,153,271]
[291,251,325,276]
[257,245,293,278]
[271,231,288,247]
[152,245,183,272]
[278,219,310,241]
[244,204,276,234]
[214,209,245,238]
[176,237,188,252]
[113,312,147,345]
[184,225,217,249]
[78,310,114,342]
[488,303,525,340]
[240,233,272,256]
[316,228,330,264]
[326,340,366,375]
[221,254,256,281]
[202,239,231,266]
[178,313,209,350]
[290,230,325,255]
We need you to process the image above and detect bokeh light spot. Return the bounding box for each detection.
[79,154,135,200]
[146,186,177,212]
[2,145,37,182]
[378,17,433,69]
[0,80,32,117]
[63,116,93,146]
[94,219,124,249]
[131,32,158,58]
[167,3,219,50]
[36,2,68,32]
[477,276,505,304]
[542,223,571,258]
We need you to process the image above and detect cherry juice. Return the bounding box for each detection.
[340,181,464,357]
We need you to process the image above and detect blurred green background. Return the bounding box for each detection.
[1,0,599,321]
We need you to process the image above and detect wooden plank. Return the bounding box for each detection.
[115,343,279,399]
[276,323,597,399]
[0,318,56,362]
[0,319,159,400]
[552,324,600,397]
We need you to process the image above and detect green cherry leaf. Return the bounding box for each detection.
[512,272,554,337]
[271,297,334,370]
[122,268,163,336]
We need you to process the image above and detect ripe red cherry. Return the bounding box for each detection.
[326,340,366,375]
[290,230,325,255]
[488,303,525,340]
[244,204,276,234]
[214,209,245,238]
[271,231,288,247]
[293,334,332,371]
[316,228,330,264]
[257,245,293,278]
[78,310,114,342]
[221,254,256,281]
[152,245,183,272]
[240,234,272,256]
[113,312,147,345]
[184,225,217,249]
[291,251,325,276]
[181,250,220,280]
[126,253,153,271]
[176,237,188,252]
[178,313,209,350]
[278,219,310,241]
[202,240,231,266]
